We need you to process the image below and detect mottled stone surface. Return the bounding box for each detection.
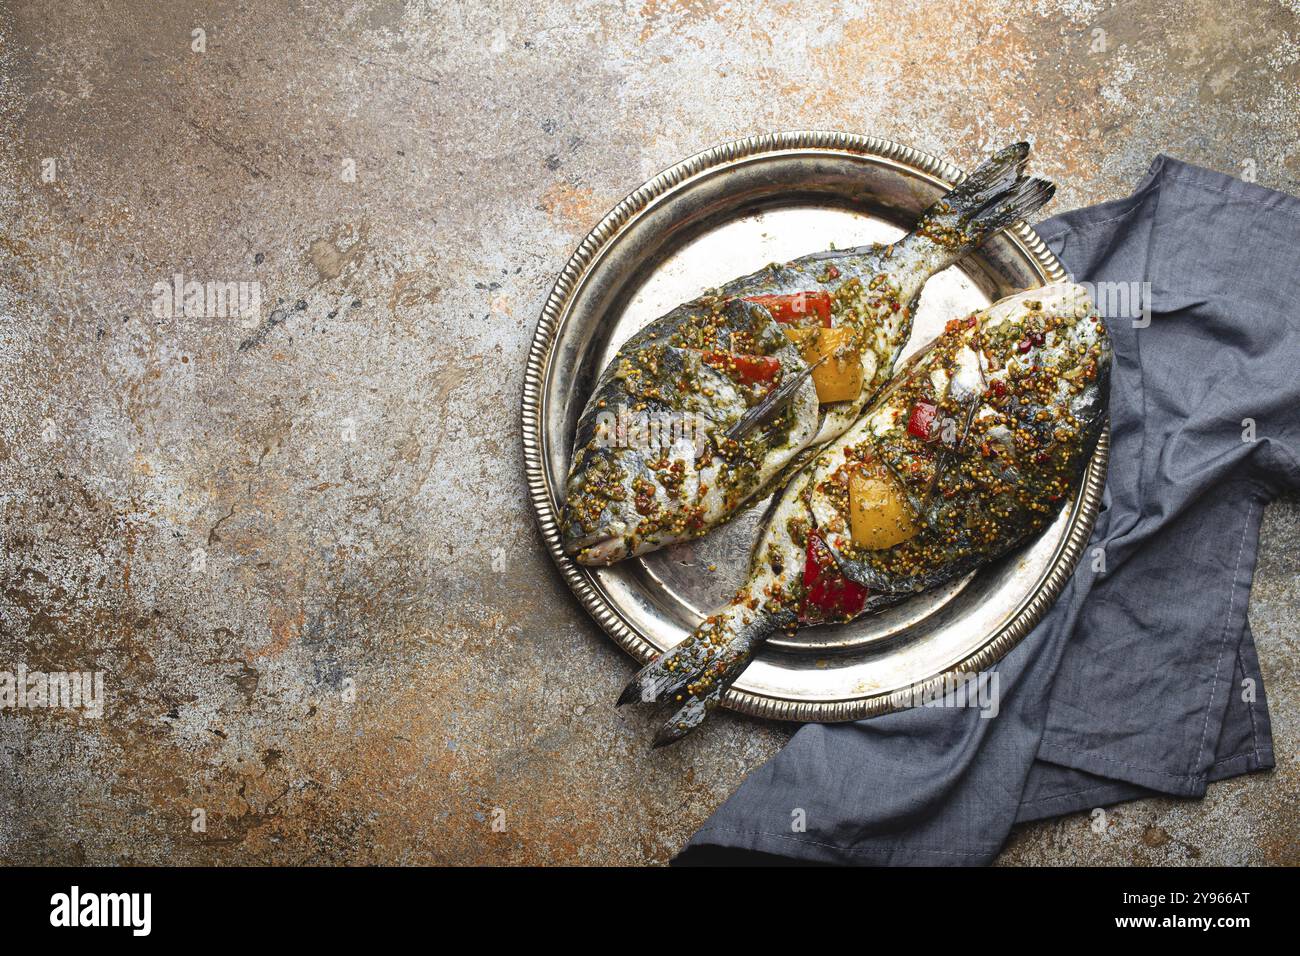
[0,0,1294,865]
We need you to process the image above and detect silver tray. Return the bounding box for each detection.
[522,131,1108,723]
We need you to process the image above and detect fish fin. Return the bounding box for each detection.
[724,355,827,442]
[616,619,756,707]
[616,639,699,706]
[965,176,1056,237]
[649,627,760,746]
[922,141,1030,223]
[653,696,710,747]
[908,144,1055,254]
[618,609,792,744]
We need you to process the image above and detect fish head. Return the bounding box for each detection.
[560,394,718,566]
[980,279,1111,392]
[561,441,638,565]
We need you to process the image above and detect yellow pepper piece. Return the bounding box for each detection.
[849,467,919,551]
[784,326,863,404]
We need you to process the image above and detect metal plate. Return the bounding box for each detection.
[522,132,1108,723]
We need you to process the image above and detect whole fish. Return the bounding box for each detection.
[561,143,1056,565]
[619,281,1112,744]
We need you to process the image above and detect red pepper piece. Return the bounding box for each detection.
[702,350,782,386]
[800,528,869,624]
[742,291,833,326]
[907,400,938,440]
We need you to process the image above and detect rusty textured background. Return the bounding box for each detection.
[0,0,1296,865]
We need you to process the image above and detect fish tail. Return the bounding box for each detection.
[617,605,794,746]
[901,142,1055,269]
[962,174,1056,238]
[926,141,1031,222]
